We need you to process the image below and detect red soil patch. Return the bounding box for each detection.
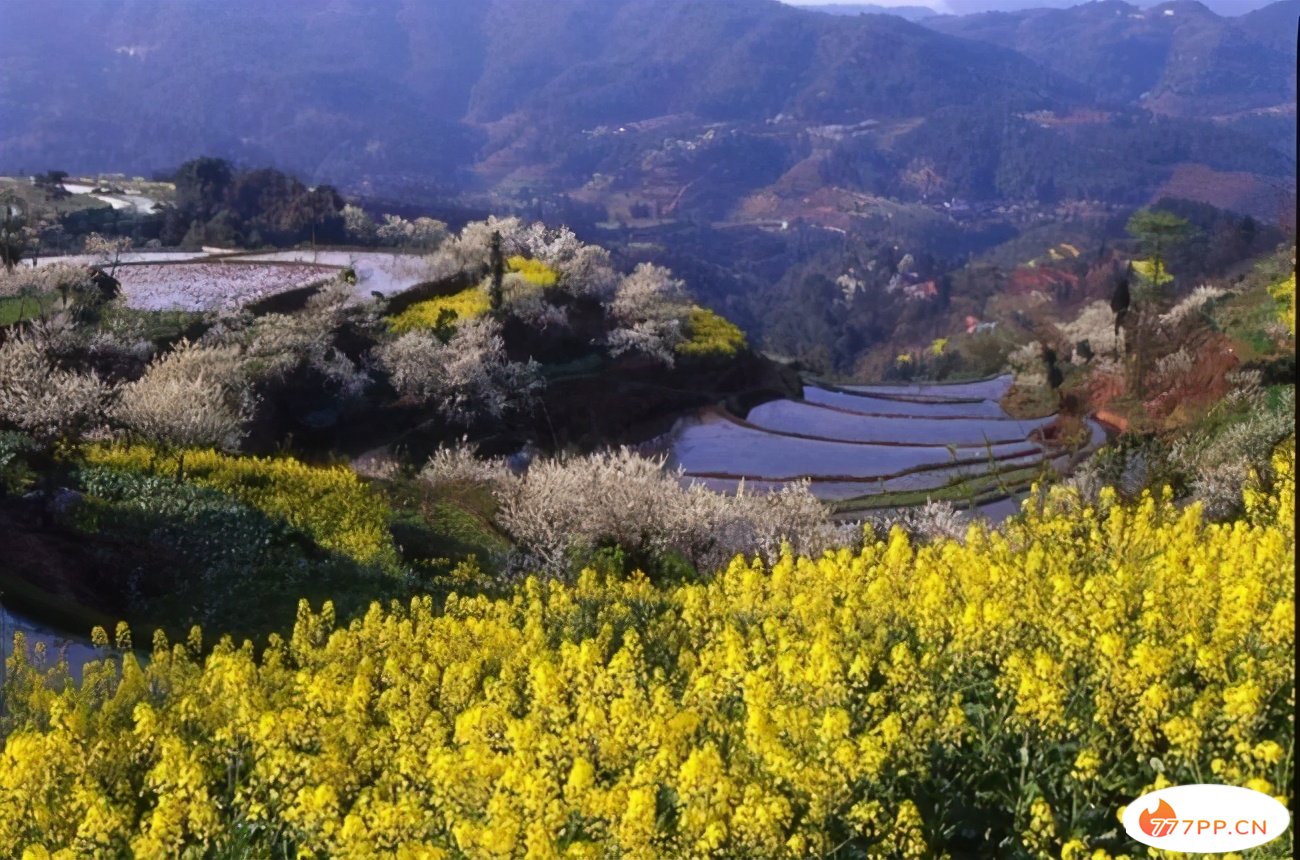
[1155,164,1292,222]
[1084,371,1127,414]
[1008,266,1079,298]
[1144,332,1241,422]
[770,154,830,197]
[1094,408,1129,433]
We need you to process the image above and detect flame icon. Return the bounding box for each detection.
[1139,799,1179,838]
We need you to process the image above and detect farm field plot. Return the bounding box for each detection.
[746,399,1052,445]
[113,262,336,311]
[32,251,210,267]
[666,414,1037,480]
[236,250,432,296]
[840,373,1014,401]
[668,375,1103,522]
[804,385,1011,418]
[684,449,1049,500]
[58,182,159,212]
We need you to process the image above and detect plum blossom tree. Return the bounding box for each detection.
[112,340,254,480]
[84,232,132,279]
[424,216,526,280]
[376,214,448,250]
[493,447,843,577]
[606,263,691,365]
[0,331,114,453]
[376,317,542,425]
[234,278,371,399]
[556,242,618,298]
[341,204,377,244]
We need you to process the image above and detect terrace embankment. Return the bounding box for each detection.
[668,374,1105,521]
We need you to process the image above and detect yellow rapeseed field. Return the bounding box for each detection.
[388,287,492,334]
[84,445,399,569]
[1,444,1292,858]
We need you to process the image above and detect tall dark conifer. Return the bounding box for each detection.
[1110,263,1131,338]
[489,230,505,312]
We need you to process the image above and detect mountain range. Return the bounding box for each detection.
[787,0,1284,17]
[0,0,1293,221]
[925,0,1297,115]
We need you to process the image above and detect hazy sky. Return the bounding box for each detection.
[783,0,1280,12]
[783,0,942,6]
[782,0,956,12]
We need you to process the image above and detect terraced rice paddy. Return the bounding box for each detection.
[668,375,1105,522]
[33,249,432,310]
[746,400,1051,446]
[113,262,337,311]
[235,250,433,296]
[803,385,1011,418]
[32,251,210,267]
[669,416,1037,480]
[838,375,1015,400]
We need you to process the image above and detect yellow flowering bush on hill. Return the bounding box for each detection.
[2,444,1292,858]
[388,286,491,334]
[1131,258,1174,287]
[1271,271,1295,336]
[84,444,400,570]
[676,307,748,359]
[507,256,559,288]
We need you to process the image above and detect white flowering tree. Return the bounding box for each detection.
[557,243,619,298]
[234,278,371,399]
[1058,301,1125,363]
[0,332,114,454]
[377,317,543,425]
[0,262,95,318]
[606,263,690,365]
[113,340,254,480]
[83,232,132,279]
[494,448,843,577]
[341,204,377,244]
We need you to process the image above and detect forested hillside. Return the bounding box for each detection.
[2,0,1292,374]
[925,0,1296,115]
[1,0,1291,201]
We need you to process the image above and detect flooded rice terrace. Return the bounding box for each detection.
[668,374,1105,522]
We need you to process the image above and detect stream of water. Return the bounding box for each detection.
[0,604,100,683]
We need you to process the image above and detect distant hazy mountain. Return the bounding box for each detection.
[0,0,1080,183]
[795,4,940,21]
[785,0,1286,16]
[1233,0,1300,53]
[925,0,1296,114]
[0,0,1291,214]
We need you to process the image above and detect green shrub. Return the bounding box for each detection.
[84,444,401,571]
[73,464,404,638]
